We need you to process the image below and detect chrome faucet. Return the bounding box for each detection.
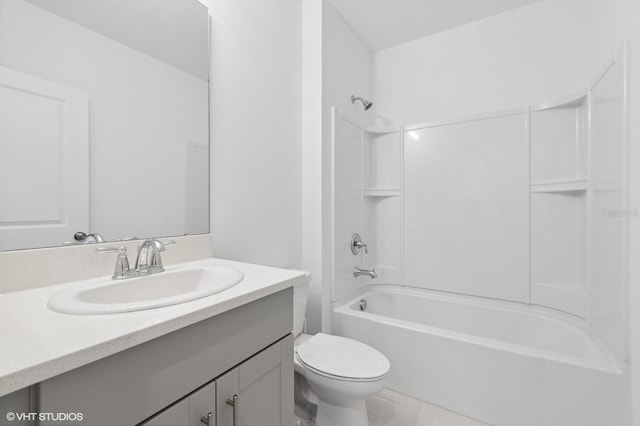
[96,238,175,280]
[135,239,175,275]
[353,267,377,279]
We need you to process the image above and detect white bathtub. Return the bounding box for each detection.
[332,285,629,426]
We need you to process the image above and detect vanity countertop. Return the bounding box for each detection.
[0,257,307,397]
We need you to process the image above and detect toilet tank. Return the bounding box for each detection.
[293,273,310,337]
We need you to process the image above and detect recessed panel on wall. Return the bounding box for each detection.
[0,67,88,250]
[530,101,586,183]
[530,191,587,316]
[363,195,401,284]
[404,112,528,302]
[0,86,63,222]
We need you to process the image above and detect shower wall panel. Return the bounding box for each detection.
[331,109,364,301]
[403,112,529,302]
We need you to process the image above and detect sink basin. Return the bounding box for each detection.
[47,266,244,315]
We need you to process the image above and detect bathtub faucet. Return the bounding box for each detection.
[353,266,377,279]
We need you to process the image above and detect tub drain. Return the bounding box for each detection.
[359,299,367,311]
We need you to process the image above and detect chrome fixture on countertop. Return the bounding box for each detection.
[135,239,175,275]
[96,246,132,280]
[97,238,175,280]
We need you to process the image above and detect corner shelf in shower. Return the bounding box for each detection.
[530,90,587,112]
[364,188,400,197]
[529,89,589,319]
[364,126,401,135]
[529,179,587,193]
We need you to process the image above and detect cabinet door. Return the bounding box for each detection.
[216,335,293,426]
[140,381,216,426]
[140,399,189,426]
[189,381,216,426]
[0,388,30,426]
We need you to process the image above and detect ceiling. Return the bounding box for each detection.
[327,0,542,51]
[26,0,209,80]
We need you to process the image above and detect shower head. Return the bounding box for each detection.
[351,95,373,111]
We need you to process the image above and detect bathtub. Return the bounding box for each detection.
[332,285,629,426]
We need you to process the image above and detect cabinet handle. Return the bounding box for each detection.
[226,394,238,426]
[200,412,212,425]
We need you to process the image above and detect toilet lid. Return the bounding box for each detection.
[296,333,390,380]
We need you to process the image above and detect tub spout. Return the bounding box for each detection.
[354,267,377,279]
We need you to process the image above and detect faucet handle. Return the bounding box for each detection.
[138,239,175,251]
[117,236,139,241]
[351,233,368,255]
[150,240,174,272]
[96,246,131,280]
[96,246,126,254]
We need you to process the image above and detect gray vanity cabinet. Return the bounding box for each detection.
[0,388,30,426]
[140,334,293,426]
[216,335,294,426]
[33,288,293,426]
[140,381,215,426]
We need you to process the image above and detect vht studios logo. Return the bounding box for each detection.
[5,411,84,422]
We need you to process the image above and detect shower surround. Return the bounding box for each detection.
[329,43,632,425]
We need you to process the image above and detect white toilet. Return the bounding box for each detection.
[293,278,390,426]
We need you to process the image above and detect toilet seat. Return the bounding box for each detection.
[295,333,390,382]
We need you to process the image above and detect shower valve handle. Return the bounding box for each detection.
[351,233,368,255]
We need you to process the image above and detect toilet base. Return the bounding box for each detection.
[315,398,368,426]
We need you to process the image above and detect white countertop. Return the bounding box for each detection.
[0,257,307,397]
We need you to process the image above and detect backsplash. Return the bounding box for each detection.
[0,234,214,293]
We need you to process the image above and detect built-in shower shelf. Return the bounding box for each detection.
[530,90,588,112]
[364,188,401,197]
[364,126,401,134]
[530,179,587,193]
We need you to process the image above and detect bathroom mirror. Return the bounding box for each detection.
[0,0,210,251]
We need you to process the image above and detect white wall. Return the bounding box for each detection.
[302,0,372,332]
[331,111,364,302]
[0,0,208,242]
[373,0,587,125]
[320,0,372,331]
[628,42,640,426]
[302,0,324,333]
[321,2,373,122]
[207,0,302,269]
[585,0,640,74]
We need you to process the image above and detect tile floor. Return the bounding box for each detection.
[295,388,492,426]
[366,389,492,426]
